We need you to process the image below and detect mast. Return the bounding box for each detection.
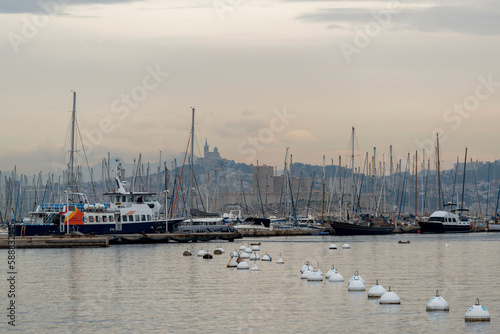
[460,148,467,211]
[351,127,355,218]
[69,91,76,191]
[436,134,442,211]
[415,150,418,219]
[322,155,325,222]
[190,107,195,215]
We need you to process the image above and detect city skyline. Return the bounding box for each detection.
[1,0,499,175]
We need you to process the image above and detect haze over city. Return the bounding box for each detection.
[2,0,500,174]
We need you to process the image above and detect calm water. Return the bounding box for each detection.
[2,233,500,333]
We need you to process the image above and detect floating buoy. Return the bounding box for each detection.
[240,252,250,259]
[328,269,344,282]
[379,287,401,304]
[349,271,365,284]
[203,252,213,259]
[329,244,337,249]
[276,253,284,264]
[239,245,246,251]
[237,261,250,270]
[197,250,206,257]
[300,261,311,273]
[231,251,239,258]
[183,250,192,256]
[348,275,366,291]
[301,267,313,279]
[215,247,225,254]
[245,247,252,253]
[307,268,324,281]
[227,256,238,267]
[325,265,336,279]
[214,249,223,255]
[251,245,260,251]
[465,298,490,322]
[342,243,350,249]
[250,263,260,271]
[261,253,272,261]
[250,252,260,260]
[426,290,449,311]
[367,280,387,298]
[445,242,450,248]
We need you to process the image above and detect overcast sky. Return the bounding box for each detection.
[1,0,500,175]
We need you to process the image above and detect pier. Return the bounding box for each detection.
[0,235,109,248]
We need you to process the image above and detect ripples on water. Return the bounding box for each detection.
[3,233,499,333]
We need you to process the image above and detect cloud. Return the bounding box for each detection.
[283,130,318,142]
[296,2,500,36]
[0,0,143,14]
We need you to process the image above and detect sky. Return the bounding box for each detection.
[1,0,500,176]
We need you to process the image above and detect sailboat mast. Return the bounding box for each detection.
[461,147,467,210]
[415,150,418,219]
[322,155,325,222]
[70,91,76,191]
[437,134,442,211]
[351,127,355,217]
[190,107,195,213]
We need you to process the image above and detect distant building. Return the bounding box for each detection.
[252,165,274,194]
[204,138,221,161]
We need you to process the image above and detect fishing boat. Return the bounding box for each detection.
[15,162,167,236]
[418,210,470,233]
[330,215,395,235]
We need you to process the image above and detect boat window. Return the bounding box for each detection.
[96,216,101,222]
[122,215,127,222]
[83,216,87,223]
[89,216,94,223]
[141,215,146,221]
[102,216,107,222]
[122,196,126,202]
[453,218,457,222]
[428,217,444,222]
[135,215,140,222]
[147,215,151,220]
[109,216,114,222]
[129,215,134,222]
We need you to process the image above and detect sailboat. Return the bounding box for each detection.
[329,127,395,235]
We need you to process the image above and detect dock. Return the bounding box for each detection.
[107,231,242,244]
[0,235,109,248]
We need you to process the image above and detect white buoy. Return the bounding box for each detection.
[245,247,252,253]
[301,267,313,279]
[239,245,246,251]
[367,280,387,298]
[348,275,366,291]
[300,262,311,273]
[276,253,284,264]
[197,250,206,257]
[349,271,365,284]
[379,287,401,304]
[328,269,344,282]
[329,244,337,249]
[227,256,238,267]
[250,263,260,271]
[465,298,490,322]
[237,261,250,270]
[251,245,260,251]
[231,251,239,258]
[307,268,324,281]
[445,242,450,248]
[240,252,250,259]
[250,252,260,260]
[426,290,449,311]
[342,243,350,249]
[203,251,213,259]
[325,265,335,279]
[261,253,272,261]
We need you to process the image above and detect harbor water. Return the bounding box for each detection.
[3,233,500,333]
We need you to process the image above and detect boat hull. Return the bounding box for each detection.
[15,221,167,236]
[418,221,470,233]
[329,221,395,235]
[488,224,500,232]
